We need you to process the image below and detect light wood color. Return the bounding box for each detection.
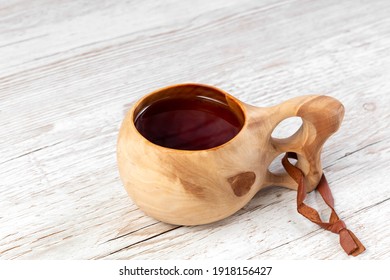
[1,0,389,260]
[118,84,344,225]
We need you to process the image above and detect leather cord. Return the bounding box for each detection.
[282,152,365,256]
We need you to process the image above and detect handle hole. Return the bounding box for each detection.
[271,117,303,139]
[268,153,298,174]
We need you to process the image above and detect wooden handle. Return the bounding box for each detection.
[266,95,344,192]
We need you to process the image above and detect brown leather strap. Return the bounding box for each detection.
[282,152,365,256]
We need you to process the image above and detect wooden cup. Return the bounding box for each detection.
[117,83,344,225]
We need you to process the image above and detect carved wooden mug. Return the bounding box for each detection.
[117,83,344,225]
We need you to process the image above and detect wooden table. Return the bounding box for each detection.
[1,0,389,260]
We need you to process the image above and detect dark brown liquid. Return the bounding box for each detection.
[134,97,243,150]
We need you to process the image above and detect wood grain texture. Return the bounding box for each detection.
[0,0,389,259]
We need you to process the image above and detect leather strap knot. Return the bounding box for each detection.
[328,219,346,234]
[282,152,365,256]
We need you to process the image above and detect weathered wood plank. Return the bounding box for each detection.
[0,0,389,259]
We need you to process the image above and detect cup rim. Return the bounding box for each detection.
[128,82,247,152]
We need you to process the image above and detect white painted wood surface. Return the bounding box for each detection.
[0,0,389,259]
